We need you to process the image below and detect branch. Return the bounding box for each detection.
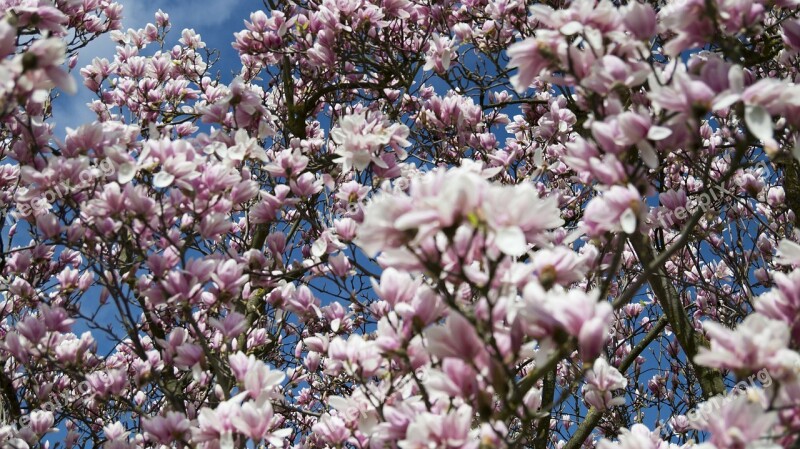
[563,315,669,449]
[534,369,556,449]
[629,233,724,399]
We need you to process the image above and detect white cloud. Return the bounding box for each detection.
[121,0,246,30]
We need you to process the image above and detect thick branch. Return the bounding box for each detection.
[534,369,556,449]
[629,233,724,399]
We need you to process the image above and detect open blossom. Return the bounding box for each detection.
[482,183,565,256]
[356,166,563,258]
[16,38,77,94]
[695,313,799,376]
[327,334,383,377]
[330,111,410,172]
[142,412,190,444]
[583,185,646,237]
[426,313,487,364]
[755,269,800,345]
[507,30,564,92]
[582,358,627,410]
[397,405,477,449]
[598,424,676,449]
[775,239,800,266]
[530,246,588,287]
[691,394,779,449]
[4,0,800,448]
[522,282,612,360]
[423,34,456,74]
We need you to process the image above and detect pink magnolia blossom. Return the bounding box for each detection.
[583,185,646,237]
[695,313,799,377]
[583,358,627,410]
[330,111,410,172]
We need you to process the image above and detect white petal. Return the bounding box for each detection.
[744,104,773,142]
[560,21,583,35]
[328,396,350,411]
[794,136,800,162]
[728,65,744,91]
[646,125,672,141]
[117,163,136,184]
[371,154,389,169]
[220,431,234,449]
[776,240,800,265]
[153,171,174,188]
[264,369,286,387]
[495,226,527,256]
[712,91,740,111]
[148,122,159,139]
[620,208,637,234]
[637,141,659,169]
[442,49,452,71]
[32,89,48,103]
[235,128,248,144]
[311,238,327,258]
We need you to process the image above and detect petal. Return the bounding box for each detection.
[646,125,672,141]
[776,239,800,265]
[442,49,452,71]
[744,104,773,142]
[311,238,327,258]
[620,208,637,234]
[637,141,659,169]
[495,226,527,256]
[560,21,583,35]
[118,163,136,184]
[153,171,175,188]
[712,91,740,111]
[728,65,744,91]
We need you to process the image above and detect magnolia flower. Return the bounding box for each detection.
[695,313,796,376]
[522,283,612,361]
[597,424,674,449]
[426,313,487,363]
[755,270,800,344]
[583,185,645,237]
[582,358,627,410]
[17,38,77,94]
[142,412,190,444]
[357,167,563,257]
[530,246,588,287]
[775,239,800,265]
[312,414,350,446]
[483,183,564,256]
[691,394,779,449]
[507,30,564,93]
[327,334,383,377]
[398,405,477,449]
[423,34,455,74]
[330,112,410,172]
[0,21,15,59]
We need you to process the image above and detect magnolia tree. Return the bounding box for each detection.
[4,0,800,447]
